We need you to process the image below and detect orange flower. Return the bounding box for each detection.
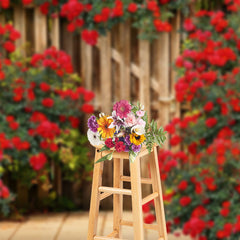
[97,115,115,139]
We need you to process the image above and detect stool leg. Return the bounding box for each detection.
[130,156,144,240]
[87,150,104,240]
[149,147,168,240]
[113,158,123,238]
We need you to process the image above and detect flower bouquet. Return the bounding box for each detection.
[87,100,166,163]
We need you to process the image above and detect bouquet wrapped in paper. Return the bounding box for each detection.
[87,100,166,163]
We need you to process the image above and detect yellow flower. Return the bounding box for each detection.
[97,115,115,139]
[129,133,146,145]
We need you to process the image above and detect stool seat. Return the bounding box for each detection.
[87,146,168,240]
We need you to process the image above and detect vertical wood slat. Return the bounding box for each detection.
[99,32,112,113]
[113,158,123,238]
[156,33,170,149]
[119,21,131,101]
[13,7,26,55]
[99,32,113,209]
[170,12,181,120]
[34,7,47,53]
[51,17,60,49]
[81,41,93,90]
[139,40,150,117]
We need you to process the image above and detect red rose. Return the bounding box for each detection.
[178,180,188,191]
[1,0,10,9]
[22,0,33,5]
[115,141,125,152]
[170,135,181,146]
[81,103,94,114]
[205,117,218,128]
[81,29,98,46]
[144,214,155,224]
[183,18,195,32]
[49,143,58,152]
[6,115,14,122]
[40,82,50,92]
[142,203,150,213]
[29,153,47,171]
[204,102,214,112]
[69,116,79,128]
[9,121,19,130]
[220,208,229,217]
[42,98,54,107]
[3,41,15,52]
[128,3,137,13]
[84,90,95,102]
[147,1,158,11]
[105,138,115,148]
[2,186,10,199]
[179,196,191,206]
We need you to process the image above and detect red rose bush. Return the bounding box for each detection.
[143,2,240,239]
[0,24,94,216]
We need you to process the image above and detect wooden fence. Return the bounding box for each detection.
[0,6,182,209]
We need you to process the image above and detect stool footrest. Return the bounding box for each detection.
[94,236,127,240]
[99,192,112,201]
[99,186,132,196]
[142,192,159,205]
[120,219,159,231]
[120,176,152,184]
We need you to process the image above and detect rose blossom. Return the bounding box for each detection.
[125,113,137,127]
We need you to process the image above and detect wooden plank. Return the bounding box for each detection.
[113,158,123,238]
[87,150,104,240]
[112,48,121,63]
[51,17,60,49]
[99,192,112,201]
[99,32,112,113]
[149,147,168,240]
[142,192,159,205]
[119,21,130,100]
[155,33,170,149]
[139,40,150,116]
[120,220,159,231]
[81,40,93,90]
[34,7,47,52]
[130,63,141,78]
[99,186,131,196]
[120,176,152,184]
[129,157,144,240]
[13,6,26,55]
[170,11,181,120]
[94,236,127,240]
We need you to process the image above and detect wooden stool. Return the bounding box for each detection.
[87,146,168,240]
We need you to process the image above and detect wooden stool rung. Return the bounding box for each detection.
[120,176,152,184]
[107,230,118,237]
[99,186,132,196]
[100,192,112,201]
[94,236,127,240]
[120,219,159,231]
[142,192,159,205]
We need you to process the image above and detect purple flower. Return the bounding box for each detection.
[88,115,98,132]
[113,100,131,119]
[132,144,141,153]
[125,135,131,146]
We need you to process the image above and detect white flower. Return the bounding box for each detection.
[131,125,145,135]
[87,129,104,146]
[137,118,146,128]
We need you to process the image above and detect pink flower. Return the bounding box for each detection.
[125,113,137,127]
[136,110,145,117]
[113,100,131,119]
